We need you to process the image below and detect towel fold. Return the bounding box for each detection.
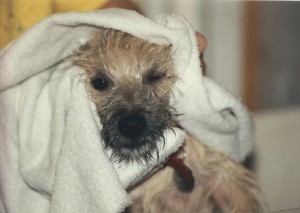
[0,9,253,213]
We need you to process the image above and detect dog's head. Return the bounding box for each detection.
[73,29,178,163]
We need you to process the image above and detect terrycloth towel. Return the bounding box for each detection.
[0,9,253,213]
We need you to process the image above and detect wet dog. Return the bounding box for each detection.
[73,29,267,212]
[73,29,177,163]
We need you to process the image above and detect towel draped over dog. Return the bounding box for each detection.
[0,9,253,213]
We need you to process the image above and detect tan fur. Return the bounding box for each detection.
[128,134,268,213]
[72,29,179,163]
[72,29,267,212]
[73,29,177,106]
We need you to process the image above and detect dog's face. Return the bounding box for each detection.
[73,29,178,163]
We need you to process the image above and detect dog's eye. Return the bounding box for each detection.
[91,77,109,91]
[148,73,165,84]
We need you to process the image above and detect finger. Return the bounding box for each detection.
[196,32,207,53]
[195,32,207,75]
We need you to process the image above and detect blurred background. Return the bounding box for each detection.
[1,1,299,212]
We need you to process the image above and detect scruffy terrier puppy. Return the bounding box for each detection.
[73,28,267,212]
[73,29,177,163]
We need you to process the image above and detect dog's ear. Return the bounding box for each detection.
[78,32,102,53]
[72,32,102,69]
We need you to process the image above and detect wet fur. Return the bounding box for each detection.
[127,134,267,213]
[73,29,177,163]
[73,29,267,212]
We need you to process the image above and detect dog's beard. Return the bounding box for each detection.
[101,110,173,164]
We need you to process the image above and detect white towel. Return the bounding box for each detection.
[0,9,253,213]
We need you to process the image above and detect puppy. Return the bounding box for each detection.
[73,29,177,163]
[72,28,267,212]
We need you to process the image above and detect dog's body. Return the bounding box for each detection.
[73,29,266,212]
[127,133,266,213]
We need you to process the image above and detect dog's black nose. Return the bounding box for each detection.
[118,114,147,138]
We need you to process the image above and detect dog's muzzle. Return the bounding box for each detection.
[100,105,172,163]
[118,114,147,139]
